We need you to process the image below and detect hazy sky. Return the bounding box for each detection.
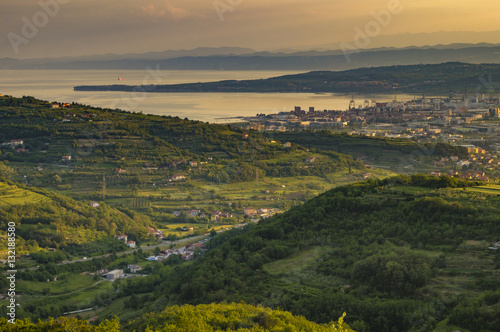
[1,0,500,58]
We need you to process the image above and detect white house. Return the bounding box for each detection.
[10,140,23,146]
[115,234,128,242]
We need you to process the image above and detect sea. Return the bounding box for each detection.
[0,70,411,123]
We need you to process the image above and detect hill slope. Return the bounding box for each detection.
[0,303,353,332]
[0,95,367,227]
[0,176,151,257]
[113,175,500,331]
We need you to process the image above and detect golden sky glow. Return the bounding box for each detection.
[1,0,500,58]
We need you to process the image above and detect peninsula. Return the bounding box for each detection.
[74,62,500,94]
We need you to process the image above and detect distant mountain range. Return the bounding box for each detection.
[2,44,500,71]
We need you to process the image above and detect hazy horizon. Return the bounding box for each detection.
[2,0,500,59]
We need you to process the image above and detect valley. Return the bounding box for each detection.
[0,95,498,331]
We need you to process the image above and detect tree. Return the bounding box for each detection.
[51,174,62,185]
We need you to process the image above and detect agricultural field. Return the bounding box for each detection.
[0,181,48,206]
[271,132,470,175]
[0,273,115,320]
[58,167,395,223]
[263,246,331,276]
[465,184,500,195]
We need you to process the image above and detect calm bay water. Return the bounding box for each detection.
[0,70,408,123]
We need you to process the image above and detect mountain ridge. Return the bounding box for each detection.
[3,44,500,71]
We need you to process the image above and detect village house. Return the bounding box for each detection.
[90,201,100,208]
[147,227,161,237]
[10,139,23,146]
[211,211,222,222]
[127,264,142,273]
[126,241,136,249]
[244,207,258,216]
[61,155,72,162]
[115,234,128,242]
[186,210,201,217]
[185,242,206,254]
[169,175,186,182]
[211,211,233,222]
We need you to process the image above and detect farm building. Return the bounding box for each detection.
[104,270,123,280]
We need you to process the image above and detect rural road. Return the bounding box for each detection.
[4,223,249,273]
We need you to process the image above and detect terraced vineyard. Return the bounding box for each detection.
[0,182,48,206]
[466,185,500,195]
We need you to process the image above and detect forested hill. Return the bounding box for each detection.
[122,175,500,331]
[0,95,359,173]
[0,176,151,256]
[0,303,354,331]
[0,95,361,254]
[75,62,500,94]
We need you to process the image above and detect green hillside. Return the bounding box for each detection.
[0,180,49,207]
[2,96,499,331]
[127,303,353,332]
[108,175,499,331]
[0,303,353,331]
[271,132,468,174]
[0,177,151,258]
[0,95,373,234]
